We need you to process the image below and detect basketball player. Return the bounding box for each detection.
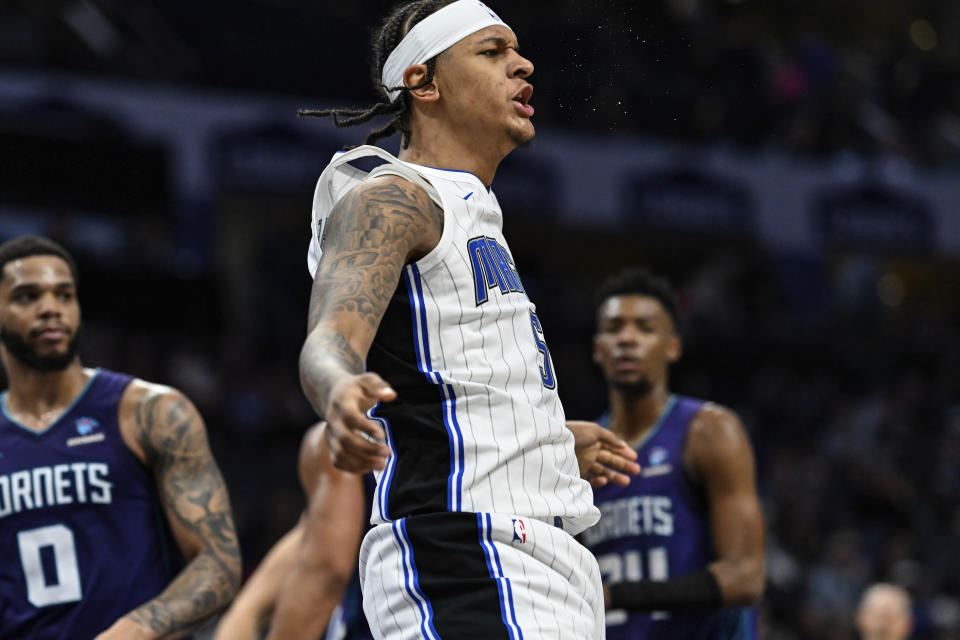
[583,268,765,639]
[855,583,913,640]
[298,1,639,638]
[0,236,241,640]
[213,422,374,640]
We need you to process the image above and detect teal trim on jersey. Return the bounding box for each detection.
[0,368,102,436]
[633,394,678,451]
[597,394,678,451]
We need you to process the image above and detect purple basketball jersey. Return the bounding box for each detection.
[0,369,181,640]
[584,395,758,640]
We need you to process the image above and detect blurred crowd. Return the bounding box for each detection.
[670,254,960,639]
[2,0,960,165]
[523,0,960,167]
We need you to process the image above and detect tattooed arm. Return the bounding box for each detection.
[299,175,443,472]
[96,382,242,640]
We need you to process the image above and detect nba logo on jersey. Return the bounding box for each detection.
[75,418,99,435]
[512,518,527,543]
[648,446,669,466]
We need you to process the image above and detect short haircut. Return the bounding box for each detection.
[0,236,80,286]
[596,268,679,330]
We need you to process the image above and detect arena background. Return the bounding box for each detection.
[2,0,960,637]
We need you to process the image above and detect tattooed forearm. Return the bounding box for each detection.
[127,389,241,638]
[300,176,442,415]
[299,327,367,417]
[126,555,235,636]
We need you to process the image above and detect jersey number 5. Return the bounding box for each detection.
[529,312,556,389]
[17,524,83,607]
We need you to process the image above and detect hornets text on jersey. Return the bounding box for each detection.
[0,369,181,640]
[585,394,758,640]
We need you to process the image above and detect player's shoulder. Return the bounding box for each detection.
[686,401,751,458]
[298,421,332,496]
[344,173,440,216]
[297,421,360,497]
[298,421,327,482]
[117,379,204,464]
[684,400,759,491]
[328,172,443,258]
[690,401,742,433]
[301,420,326,452]
[119,378,193,414]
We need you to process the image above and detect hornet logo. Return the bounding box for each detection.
[648,446,669,466]
[75,417,99,436]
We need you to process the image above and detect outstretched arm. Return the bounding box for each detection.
[98,384,242,640]
[299,175,442,472]
[212,525,304,640]
[566,420,641,487]
[604,406,764,612]
[266,423,367,640]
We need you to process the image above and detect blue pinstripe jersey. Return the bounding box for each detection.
[309,146,598,535]
[584,395,758,640]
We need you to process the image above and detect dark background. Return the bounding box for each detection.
[2,1,960,637]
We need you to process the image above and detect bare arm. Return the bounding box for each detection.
[212,525,305,640]
[604,405,764,612]
[98,384,242,639]
[686,405,765,606]
[299,175,442,472]
[212,422,331,640]
[266,423,367,640]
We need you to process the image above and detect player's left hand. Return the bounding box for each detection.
[94,617,158,640]
[567,420,641,488]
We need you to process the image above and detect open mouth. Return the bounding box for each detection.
[511,85,535,116]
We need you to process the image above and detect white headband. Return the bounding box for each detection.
[381,0,509,102]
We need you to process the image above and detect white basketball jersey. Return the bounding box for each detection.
[308,146,599,535]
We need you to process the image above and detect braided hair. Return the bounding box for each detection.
[299,0,457,148]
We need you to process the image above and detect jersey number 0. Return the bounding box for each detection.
[17,524,83,607]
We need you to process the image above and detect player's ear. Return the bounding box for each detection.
[592,335,603,365]
[666,333,682,364]
[404,64,440,103]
